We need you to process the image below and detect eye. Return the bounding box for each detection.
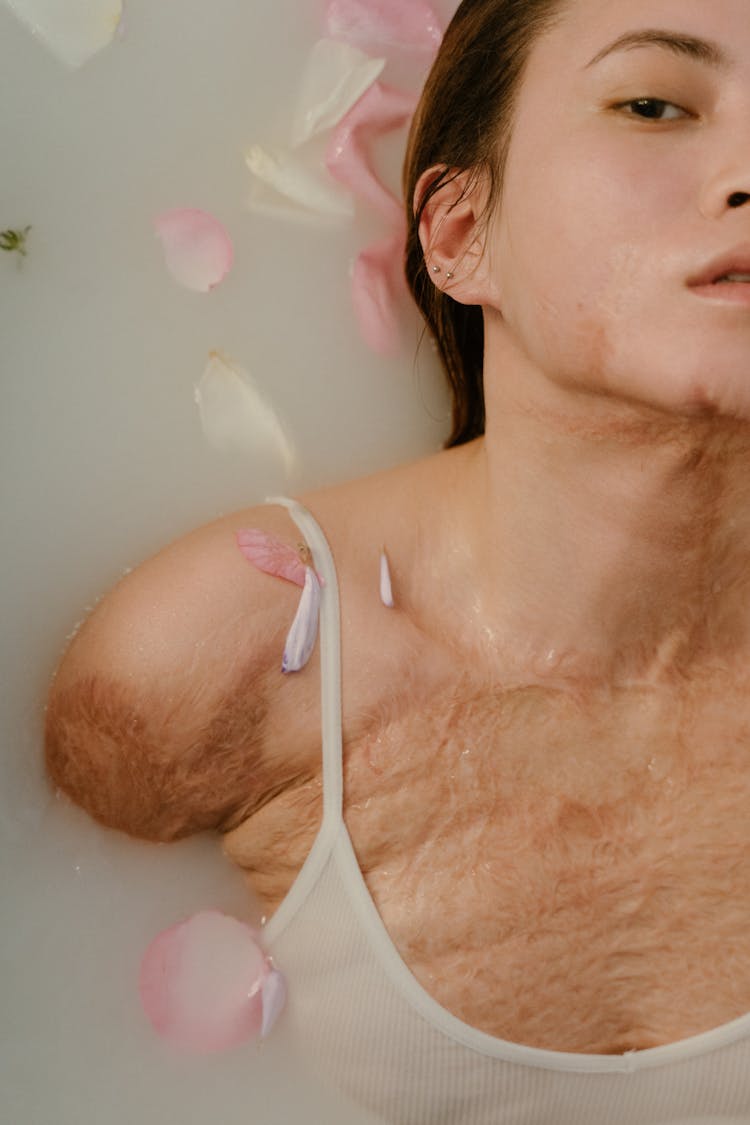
[618,97,690,121]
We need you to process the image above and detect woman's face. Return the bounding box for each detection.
[486,0,750,419]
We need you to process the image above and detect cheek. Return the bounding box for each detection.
[494,143,685,367]
[493,185,622,366]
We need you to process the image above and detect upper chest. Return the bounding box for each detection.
[224,675,750,1053]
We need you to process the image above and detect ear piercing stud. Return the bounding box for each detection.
[431,264,441,274]
[446,271,454,280]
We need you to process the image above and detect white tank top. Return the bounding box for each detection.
[264,497,750,1125]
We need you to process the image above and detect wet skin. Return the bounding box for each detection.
[46,0,750,1053]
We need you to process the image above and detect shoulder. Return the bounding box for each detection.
[296,445,468,566]
[50,501,307,695]
[44,446,468,842]
[44,500,319,841]
[296,443,476,630]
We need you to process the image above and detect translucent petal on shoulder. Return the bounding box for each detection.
[236,529,308,588]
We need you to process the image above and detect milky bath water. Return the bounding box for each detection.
[0,1,454,1119]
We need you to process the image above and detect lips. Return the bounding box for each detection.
[688,246,750,288]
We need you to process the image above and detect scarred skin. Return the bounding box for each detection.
[45,0,750,1054]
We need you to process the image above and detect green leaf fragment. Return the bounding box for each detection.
[0,226,32,257]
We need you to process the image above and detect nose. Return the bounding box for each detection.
[699,157,750,217]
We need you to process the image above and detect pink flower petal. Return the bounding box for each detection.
[139,910,271,1054]
[326,82,418,224]
[260,969,288,1039]
[326,0,443,54]
[236,529,309,588]
[153,209,233,292]
[352,228,408,357]
[282,567,321,674]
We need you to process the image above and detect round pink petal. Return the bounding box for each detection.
[153,208,233,292]
[139,910,269,1053]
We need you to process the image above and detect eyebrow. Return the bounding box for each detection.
[586,28,730,71]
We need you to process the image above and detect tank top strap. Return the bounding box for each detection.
[266,496,343,830]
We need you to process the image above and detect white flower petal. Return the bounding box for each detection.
[153,209,233,293]
[245,145,354,224]
[380,550,394,608]
[291,38,386,147]
[194,351,295,473]
[282,567,321,674]
[3,0,122,68]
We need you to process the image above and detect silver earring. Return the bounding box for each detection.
[446,271,454,280]
[431,264,441,274]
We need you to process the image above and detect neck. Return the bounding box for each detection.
[435,348,750,689]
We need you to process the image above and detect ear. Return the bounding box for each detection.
[414,165,498,307]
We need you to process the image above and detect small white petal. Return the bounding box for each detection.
[4,0,122,68]
[282,567,321,673]
[245,145,354,224]
[291,39,386,146]
[380,550,394,608]
[194,351,294,473]
[260,969,287,1039]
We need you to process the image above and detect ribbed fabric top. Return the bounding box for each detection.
[264,498,750,1125]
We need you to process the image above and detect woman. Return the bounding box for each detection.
[44,0,750,1120]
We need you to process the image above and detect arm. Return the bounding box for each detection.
[44,507,301,842]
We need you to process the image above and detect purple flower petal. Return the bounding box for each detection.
[260,969,288,1038]
[282,566,321,673]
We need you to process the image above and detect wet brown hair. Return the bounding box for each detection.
[404,0,567,447]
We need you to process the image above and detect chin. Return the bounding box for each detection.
[607,347,750,426]
[680,369,750,420]
[655,381,750,428]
